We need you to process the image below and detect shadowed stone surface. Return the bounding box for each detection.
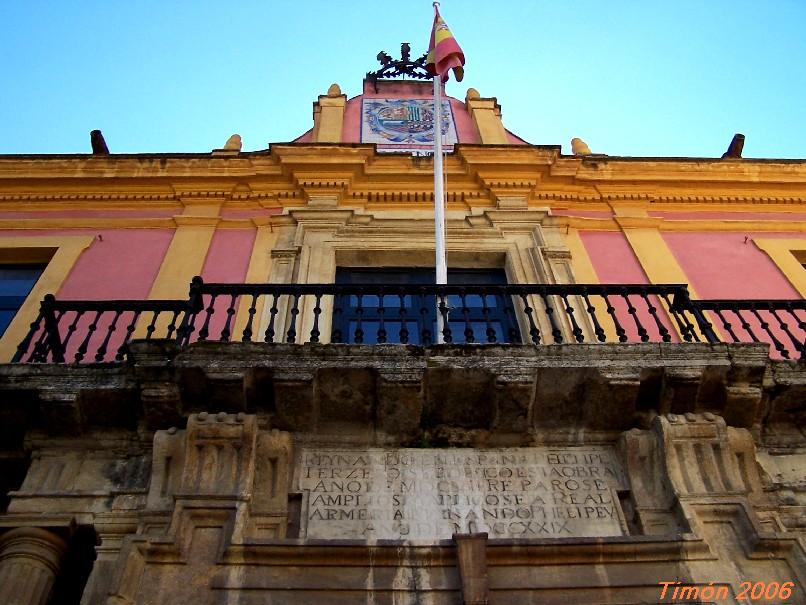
[0,341,803,604]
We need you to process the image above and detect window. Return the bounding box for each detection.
[332,268,520,344]
[0,264,47,338]
[0,236,94,362]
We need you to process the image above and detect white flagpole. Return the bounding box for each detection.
[433,73,447,343]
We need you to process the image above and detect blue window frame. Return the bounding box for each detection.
[0,265,46,337]
[332,268,521,344]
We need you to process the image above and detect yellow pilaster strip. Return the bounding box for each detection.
[0,235,95,361]
[465,91,508,145]
[753,238,806,297]
[147,204,221,300]
[612,206,697,295]
[134,203,221,337]
[311,84,346,143]
[613,205,700,340]
[232,218,280,340]
[564,228,616,340]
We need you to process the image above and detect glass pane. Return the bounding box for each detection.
[0,265,46,337]
[0,309,15,337]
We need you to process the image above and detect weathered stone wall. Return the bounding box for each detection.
[0,342,804,604]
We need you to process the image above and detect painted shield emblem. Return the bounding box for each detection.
[362,99,457,146]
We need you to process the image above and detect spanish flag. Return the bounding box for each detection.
[426,7,465,83]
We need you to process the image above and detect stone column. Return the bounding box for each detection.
[0,527,67,605]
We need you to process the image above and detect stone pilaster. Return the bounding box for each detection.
[454,533,490,605]
[0,527,67,605]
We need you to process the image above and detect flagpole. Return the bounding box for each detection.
[433,72,447,344]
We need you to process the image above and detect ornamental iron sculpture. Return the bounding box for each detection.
[367,42,430,81]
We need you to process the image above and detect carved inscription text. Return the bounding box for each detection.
[297,447,627,541]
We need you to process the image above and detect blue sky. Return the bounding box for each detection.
[1,1,804,158]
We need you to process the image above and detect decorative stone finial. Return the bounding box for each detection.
[90,129,109,155]
[223,134,242,151]
[571,137,592,156]
[722,133,745,159]
[327,83,342,97]
[465,88,480,101]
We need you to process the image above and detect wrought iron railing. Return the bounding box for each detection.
[11,278,805,363]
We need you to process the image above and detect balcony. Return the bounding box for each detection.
[12,277,805,363]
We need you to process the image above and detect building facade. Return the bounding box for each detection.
[0,56,804,604]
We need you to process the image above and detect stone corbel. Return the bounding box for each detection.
[129,340,182,431]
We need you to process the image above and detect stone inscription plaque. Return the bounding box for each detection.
[297,447,628,541]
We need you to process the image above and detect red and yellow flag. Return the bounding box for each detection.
[426,7,465,83]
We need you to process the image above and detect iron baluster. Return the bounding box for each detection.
[582,288,606,342]
[749,306,787,358]
[661,291,692,342]
[769,306,802,358]
[264,294,280,343]
[116,311,141,361]
[166,310,181,340]
[518,291,541,344]
[74,310,102,363]
[60,310,85,354]
[538,291,561,344]
[197,294,217,342]
[734,307,760,343]
[286,293,301,343]
[561,294,584,343]
[95,310,122,362]
[641,292,670,342]
[500,289,520,343]
[377,288,387,343]
[481,289,496,343]
[686,300,719,343]
[219,294,238,342]
[145,312,159,340]
[603,293,627,343]
[460,290,474,343]
[242,294,258,342]
[354,291,364,344]
[713,308,737,341]
[621,290,648,342]
[331,293,344,343]
[398,289,409,344]
[419,289,432,346]
[310,292,323,343]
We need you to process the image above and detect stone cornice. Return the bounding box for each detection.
[0,146,803,215]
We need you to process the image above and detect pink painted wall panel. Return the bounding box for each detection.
[664,231,804,358]
[579,231,647,284]
[58,230,173,299]
[579,231,679,342]
[197,229,256,341]
[662,232,802,299]
[341,96,362,144]
[0,229,172,300]
[0,209,176,219]
[650,211,806,221]
[0,229,173,362]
